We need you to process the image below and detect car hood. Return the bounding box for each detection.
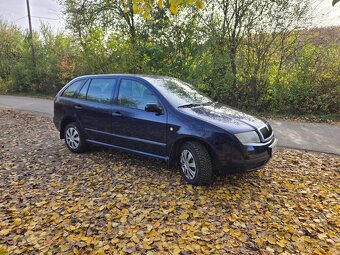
[178,102,266,134]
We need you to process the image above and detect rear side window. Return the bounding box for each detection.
[86,79,116,104]
[62,80,83,97]
[78,79,90,100]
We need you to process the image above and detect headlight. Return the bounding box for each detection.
[235,131,260,144]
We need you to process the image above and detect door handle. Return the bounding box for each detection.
[112,111,122,117]
[74,105,82,110]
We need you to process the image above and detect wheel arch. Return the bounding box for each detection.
[59,116,78,139]
[168,136,217,169]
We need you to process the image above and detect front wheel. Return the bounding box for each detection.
[64,122,87,153]
[179,141,213,186]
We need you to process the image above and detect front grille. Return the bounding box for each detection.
[260,124,272,140]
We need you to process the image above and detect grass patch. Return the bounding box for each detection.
[2,92,55,100]
[247,110,340,124]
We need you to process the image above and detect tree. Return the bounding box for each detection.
[198,0,311,106]
[0,21,23,83]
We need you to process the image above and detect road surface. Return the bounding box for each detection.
[1,94,339,155]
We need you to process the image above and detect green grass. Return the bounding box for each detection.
[4,92,55,100]
[249,111,340,124]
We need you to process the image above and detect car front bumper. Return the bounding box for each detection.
[218,137,278,174]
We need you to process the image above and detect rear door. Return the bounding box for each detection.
[110,78,167,157]
[73,78,117,144]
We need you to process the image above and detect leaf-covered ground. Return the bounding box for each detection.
[0,108,339,255]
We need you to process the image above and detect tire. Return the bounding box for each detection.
[64,122,87,153]
[179,141,213,186]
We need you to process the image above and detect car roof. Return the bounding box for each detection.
[75,74,172,80]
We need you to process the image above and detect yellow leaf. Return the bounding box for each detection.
[73,247,79,255]
[291,235,299,242]
[0,246,9,255]
[276,240,286,247]
[133,0,139,13]
[178,213,189,220]
[255,237,264,246]
[173,245,181,255]
[196,0,205,9]
[23,208,30,217]
[267,236,276,245]
[102,245,110,250]
[60,244,69,252]
[69,225,76,231]
[131,235,140,243]
[158,0,163,9]
[111,222,119,227]
[239,234,248,242]
[13,218,22,226]
[284,183,294,189]
[287,226,295,234]
[170,4,178,14]
[146,224,153,232]
[143,242,152,250]
[201,227,209,235]
[222,227,230,233]
[110,238,119,244]
[81,236,93,244]
[127,242,135,248]
[0,229,10,236]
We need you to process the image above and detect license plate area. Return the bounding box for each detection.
[269,139,278,157]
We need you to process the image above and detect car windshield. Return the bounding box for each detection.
[144,77,213,108]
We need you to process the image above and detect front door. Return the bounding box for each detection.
[111,78,167,157]
[74,78,117,144]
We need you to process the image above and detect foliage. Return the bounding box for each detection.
[0,0,339,115]
[126,0,205,17]
[0,23,78,94]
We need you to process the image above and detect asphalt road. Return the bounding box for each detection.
[1,94,339,155]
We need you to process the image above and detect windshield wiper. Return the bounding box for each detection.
[178,103,203,108]
[178,101,214,108]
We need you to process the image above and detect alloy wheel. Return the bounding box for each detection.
[65,127,80,150]
[180,149,197,180]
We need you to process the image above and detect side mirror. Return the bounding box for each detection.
[145,103,163,114]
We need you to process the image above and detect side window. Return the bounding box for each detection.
[118,79,158,110]
[62,80,83,97]
[77,79,90,100]
[86,78,116,104]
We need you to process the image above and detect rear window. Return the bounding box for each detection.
[62,80,84,97]
[82,78,116,104]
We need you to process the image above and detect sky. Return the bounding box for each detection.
[0,0,339,32]
[0,0,64,31]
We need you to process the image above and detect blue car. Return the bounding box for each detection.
[53,74,277,185]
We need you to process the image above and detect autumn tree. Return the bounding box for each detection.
[198,0,311,105]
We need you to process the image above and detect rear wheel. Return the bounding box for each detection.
[179,141,213,186]
[64,122,86,153]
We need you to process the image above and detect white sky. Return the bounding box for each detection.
[0,0,339,32]
[0,0,64,31]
